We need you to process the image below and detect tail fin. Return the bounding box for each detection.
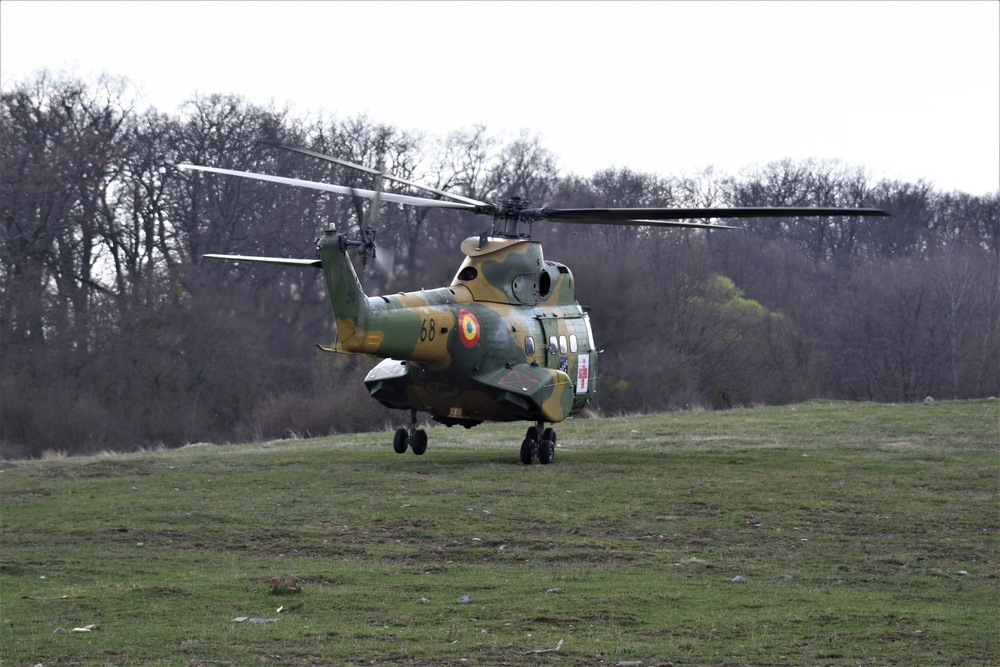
[316,228,375,349]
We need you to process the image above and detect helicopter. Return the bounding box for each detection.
[178,144,888,464]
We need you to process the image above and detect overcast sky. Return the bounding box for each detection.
[2,1,998,195]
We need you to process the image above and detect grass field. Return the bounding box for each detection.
[1,399,997,666]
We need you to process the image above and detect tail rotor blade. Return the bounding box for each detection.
[375,246,395,275]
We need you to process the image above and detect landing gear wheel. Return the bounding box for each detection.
[537,428,556,465]
[411,429,428,456]
[519,423,557,465]
[538,438,555,464]
[520,437,534,465]
[393,427,409,454]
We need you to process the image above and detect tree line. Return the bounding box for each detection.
[2,72,997,458]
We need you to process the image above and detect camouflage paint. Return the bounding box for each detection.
[317,229,597,427]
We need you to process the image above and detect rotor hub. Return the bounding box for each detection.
[491,197,543,238]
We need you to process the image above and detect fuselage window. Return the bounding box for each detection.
[549,335,559,355]
[525,336,535,356]
[570,334,578,353]
[559,335,568,354]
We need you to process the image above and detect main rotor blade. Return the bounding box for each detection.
[177,164,479,211]
[204,254,322,267]
[259,141,488,207]
[541,207,890,223]
[564,219,741,229]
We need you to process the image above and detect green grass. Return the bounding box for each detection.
[2,399,997,666]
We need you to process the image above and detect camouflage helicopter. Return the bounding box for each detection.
[179,144,888,464]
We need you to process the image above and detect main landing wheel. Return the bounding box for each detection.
[519,439,533,465]
[393,410,427,456]
[520,424,556,465]
[410,429,428,456]
[392,428,428,455]
[538,427,556,465]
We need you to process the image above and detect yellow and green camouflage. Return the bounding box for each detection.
[316,229,597,430]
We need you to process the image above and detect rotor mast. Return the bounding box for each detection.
[490,197,538,239]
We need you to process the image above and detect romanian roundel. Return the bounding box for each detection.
[457,309,481,348]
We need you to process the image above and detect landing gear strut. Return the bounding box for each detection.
[393,410,427,456]
[520,422,556,465]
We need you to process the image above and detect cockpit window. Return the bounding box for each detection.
[525,336,535,356]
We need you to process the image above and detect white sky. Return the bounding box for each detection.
[2,0,998,195]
